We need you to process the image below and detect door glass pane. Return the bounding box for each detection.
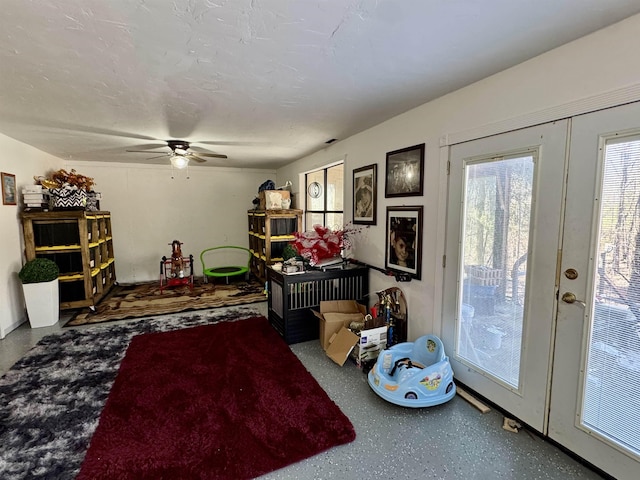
[583,135,640,455]
[457,154,534,388]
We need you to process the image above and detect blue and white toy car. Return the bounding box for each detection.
[368,334,456,408]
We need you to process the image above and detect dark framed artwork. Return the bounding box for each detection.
[385,143,425,198]
[385,206,423,280]
[352,164,377,225]
[1,172,16,205]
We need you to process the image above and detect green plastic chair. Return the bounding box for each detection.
[200,246,252,284]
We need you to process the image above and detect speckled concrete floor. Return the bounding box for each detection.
[262,340,607,480]
[1,302,606,480]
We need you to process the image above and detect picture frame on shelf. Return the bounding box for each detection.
[384,143,425,197]
[352,164,377,225]
[385,206,423,280]
[1,172,16,205]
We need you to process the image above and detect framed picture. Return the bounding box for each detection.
[1,172,16,205]
[385,206,423,280]
[353,164,377,225]
[385,143,425,197]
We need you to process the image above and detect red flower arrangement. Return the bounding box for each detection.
[291,223,367,266]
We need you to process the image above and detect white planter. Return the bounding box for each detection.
[22,279,59,328]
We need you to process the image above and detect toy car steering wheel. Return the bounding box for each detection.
[389,357,426,376]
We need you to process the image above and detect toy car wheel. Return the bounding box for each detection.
[405,392,418,400]
[446,382,454,394]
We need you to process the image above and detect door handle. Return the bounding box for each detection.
[561,292,586,307]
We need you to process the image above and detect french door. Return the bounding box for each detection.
[443,103,640,478]
[443,120,568,433]
[549,102,640,479]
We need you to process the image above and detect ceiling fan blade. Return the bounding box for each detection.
[5,114,160,141]
[186,154,207,163]
[145,154,170,160]
[125,139,228,163]
[190,152,228,159]
[127,149,168,153]
[125,143,169,151]
[197,140,266,146]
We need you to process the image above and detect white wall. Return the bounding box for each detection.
[277,13,640,339]
[63,161,276,283]
[1,149,274,337]
[4,13,640,339]
[0,134,62,338]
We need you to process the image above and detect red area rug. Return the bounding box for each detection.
[77,316,356,480]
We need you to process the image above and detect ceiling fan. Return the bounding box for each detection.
[126,140,227,168]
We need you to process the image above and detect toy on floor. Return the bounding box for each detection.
[200,246,251,284]
[160,240,194,293]
[368,334,456,408]
[170,240,185,278]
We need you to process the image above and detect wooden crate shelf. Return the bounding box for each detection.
[22,210,117,310]
[248,208,302,283]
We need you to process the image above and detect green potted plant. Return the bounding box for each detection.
[18,258,60,328]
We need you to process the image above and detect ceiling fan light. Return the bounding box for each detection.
[170,154,189,169]
[174,147,188,155]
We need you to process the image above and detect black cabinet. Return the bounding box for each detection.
[267,265,369,344]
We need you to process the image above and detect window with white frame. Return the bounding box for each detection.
[304,163,343,230]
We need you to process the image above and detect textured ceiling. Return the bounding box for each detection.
[1,1,639,169]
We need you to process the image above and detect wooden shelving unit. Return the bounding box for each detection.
[21,210,117,310]
[247,208,302,283]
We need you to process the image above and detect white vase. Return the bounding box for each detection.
[22,279,59,328]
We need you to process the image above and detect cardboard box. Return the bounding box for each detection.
[352,325,388,368]
[326,327,360,366]
[312,299,368,367]
[312,300,367,351]
[259,190,291,209]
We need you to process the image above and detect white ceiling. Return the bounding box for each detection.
[1,1,639,169]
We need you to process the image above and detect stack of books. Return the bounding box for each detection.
[22,185,49,210]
